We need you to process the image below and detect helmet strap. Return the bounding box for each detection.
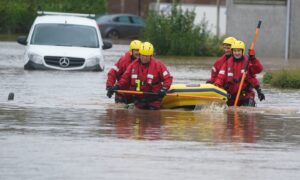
[234,55,244,62]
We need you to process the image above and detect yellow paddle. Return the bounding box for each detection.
[116,90,227,101]
[234,20,262,107]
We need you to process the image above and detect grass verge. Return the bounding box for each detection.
[263,69,300,88]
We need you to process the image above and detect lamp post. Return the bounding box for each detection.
[285,0,291,63]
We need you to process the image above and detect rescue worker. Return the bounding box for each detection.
[106,40,142,103]
[107,42,173,110]
[207,36,237,83]
[214,40,265,106]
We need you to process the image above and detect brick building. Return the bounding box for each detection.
[107,0,226,17]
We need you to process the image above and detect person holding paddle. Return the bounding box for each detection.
[106,40,142,104]
[207,36,237,84]
[108,42,173,110]
[214,40,264,106]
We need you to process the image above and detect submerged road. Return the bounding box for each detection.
[0,42,300,180]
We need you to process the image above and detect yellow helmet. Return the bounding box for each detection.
[223,36,237,46]
[129,40,142,51]
[139,42,154,56]
[231,40,245,53]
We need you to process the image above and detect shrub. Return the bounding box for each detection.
[142,3,223,56]
[263,69,300,89]
[262,71,273,84]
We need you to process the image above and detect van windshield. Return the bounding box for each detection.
[30,24,99,48]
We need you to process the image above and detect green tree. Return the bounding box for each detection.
[0,0,106,34]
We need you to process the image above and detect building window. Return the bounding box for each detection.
[233,0,286,5]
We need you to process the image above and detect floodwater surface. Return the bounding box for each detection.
[0,42,300,180]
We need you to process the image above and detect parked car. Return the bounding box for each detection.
[96,14,145,39]
[17,11,112,71]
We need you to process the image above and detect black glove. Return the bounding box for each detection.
[255,86,265,101]
[248,49,256,61]
[227,94,234,101]
[106,85,118,98]
[158,87,168,98]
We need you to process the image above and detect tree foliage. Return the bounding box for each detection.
[0,0,106,34]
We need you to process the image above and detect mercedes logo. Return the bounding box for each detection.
[59,57,70,67]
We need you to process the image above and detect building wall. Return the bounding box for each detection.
[159,3,227,35]
[226,0,287,58]
[107,0,154,16]
[107,0,226,17]
[182,0,226,5]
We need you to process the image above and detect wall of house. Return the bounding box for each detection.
[106,0,226,17]
[158,3,227,35]
[106,0,153,16]
[226,0,287,58]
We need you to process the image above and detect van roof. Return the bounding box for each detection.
[34,15,97,26]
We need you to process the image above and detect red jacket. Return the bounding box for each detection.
[215,55,263,98]
[248,74,260,88]
[106,51,135,87]
[118,57,173,93]
[209,54,230,83]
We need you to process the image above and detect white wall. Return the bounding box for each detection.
[226,0,286,58]
[158,3,227,36]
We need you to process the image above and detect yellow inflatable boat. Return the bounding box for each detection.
[161,84,228,109]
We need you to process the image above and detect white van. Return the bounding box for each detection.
[17,11,112,71]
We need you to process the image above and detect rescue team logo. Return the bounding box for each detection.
[147,74,153,84]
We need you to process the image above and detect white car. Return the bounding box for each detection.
[17,11,112,71]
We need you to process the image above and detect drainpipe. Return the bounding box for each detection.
[285,0,291,63]
[138,0,141,16]
[121,0,125,13]
[156,0,160,12]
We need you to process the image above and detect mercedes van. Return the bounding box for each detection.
[17,11,112,71]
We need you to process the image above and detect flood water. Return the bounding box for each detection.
[0,42,300,180]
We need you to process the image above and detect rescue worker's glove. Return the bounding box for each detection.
[158,87,168,98]
[106,85,119,98]
[227,94,234,101]
[248,49,256,60]
[255,86,265,101]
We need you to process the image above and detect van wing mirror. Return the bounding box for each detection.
[102,40,112,50]
[17,36,27,45]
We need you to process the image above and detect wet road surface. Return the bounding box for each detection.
[0,42,300,180]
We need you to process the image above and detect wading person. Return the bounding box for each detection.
[214,40,265,106]
[107,42,173,110]
[106,40,142,103]
[207,36,236,84]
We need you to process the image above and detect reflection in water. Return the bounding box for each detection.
[103,106,261,144]
[226,111,256,143]
[103,109,162,140]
